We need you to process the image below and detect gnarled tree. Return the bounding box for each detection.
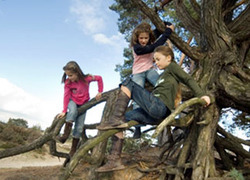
[0,1,249,179]
[111,0,250,179]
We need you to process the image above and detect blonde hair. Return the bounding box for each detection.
[154,46,182,108]
[61,61,87,84]
[130,22,156,47]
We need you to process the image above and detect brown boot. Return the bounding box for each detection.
[97,90,130,130]
[96,136,125,172]
[56,122,73,143]
[69,138,80,157]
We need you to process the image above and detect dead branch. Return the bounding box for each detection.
[61,120,138,180]
[217,125,250,146]
[152,97,208,138]
[130,0,204,62]
[215,135,250,159]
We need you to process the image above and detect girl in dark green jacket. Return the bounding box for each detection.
[96,45,211,172]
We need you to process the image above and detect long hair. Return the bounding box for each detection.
[154,46,182,108]
[130,22,156,47]
[61,61,87,84]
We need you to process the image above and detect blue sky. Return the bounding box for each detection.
[0,0,127,130]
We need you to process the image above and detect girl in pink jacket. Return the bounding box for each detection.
[56,61,103,160]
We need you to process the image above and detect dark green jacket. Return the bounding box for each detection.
[153,62,205,111]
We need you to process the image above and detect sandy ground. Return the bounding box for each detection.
[0,152,65,180]
[0,143,72,180]
[0,143,70,169]
[0,152,64,168]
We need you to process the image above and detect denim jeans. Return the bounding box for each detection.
[66,100,86,138]
[132,68,159,109]
[122,78,171,125]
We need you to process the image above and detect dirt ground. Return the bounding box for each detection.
[0,153,142,180]
[0,150,66,180]
[0,149,145,180]
[0,142,76,180]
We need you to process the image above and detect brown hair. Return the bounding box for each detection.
[130,22,156,47]
[154,46,175,60]
[61,61,87,84]
[154,46,182,108]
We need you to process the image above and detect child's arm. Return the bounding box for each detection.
[91,75,103,93]
[172,65,211,106]
[89,75,103,100]
[134,24,173,55]
[153,21,173,39]
[171,63,207,99]
[57,80,71,118]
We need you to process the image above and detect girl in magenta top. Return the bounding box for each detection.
[56,61,103,160]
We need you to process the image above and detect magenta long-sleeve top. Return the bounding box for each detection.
[62,75,103,113]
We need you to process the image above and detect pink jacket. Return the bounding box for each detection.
[62,75,103,113]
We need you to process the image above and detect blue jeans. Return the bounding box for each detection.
[66,100,86,138]
[132,68,159,109]
[122,78,171,125]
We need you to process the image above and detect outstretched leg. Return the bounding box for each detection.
[97,88,130,130]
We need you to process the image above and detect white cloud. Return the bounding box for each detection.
[70,0,106,34]
[0,78,60,129]
[93,32,126,47]
[0,78,104,134]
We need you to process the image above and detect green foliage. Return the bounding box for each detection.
[8,118,28,128]
[123,132,153,153]
[110,0,192,81]
[115,48,133,81]
[0,123,42,149]
[105,132,154,154]
[111,0,249,143]
[226,168,245,180]
[31,124,42,131]
[0,121,5,133]
[110,0,152,41]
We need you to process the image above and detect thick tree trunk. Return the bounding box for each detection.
[192,104,220,179]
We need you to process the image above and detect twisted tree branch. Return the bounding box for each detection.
[152,97,209,138]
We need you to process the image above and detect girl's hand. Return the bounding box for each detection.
[166,24,174,32]
[57,112,66,119]
[95,92,102,100]
[201,95,211,107]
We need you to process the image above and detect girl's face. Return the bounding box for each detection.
[138,32,150,46]
[154,52,172,70]
[65,70,78,82]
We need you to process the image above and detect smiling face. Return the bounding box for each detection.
[138,32,150,47]
[153,52,172,70]
[65,70,78,82]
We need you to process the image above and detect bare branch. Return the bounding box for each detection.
[173,1,200,39]
[215,135,250,159]
[190,0,201,15]
[227,4,250,42]
[217,69,250,113]
[152,97,209,138]
[223,0,247,17]
[61,120,138,180]
[217,125,250,146]
[130,0,205,62]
